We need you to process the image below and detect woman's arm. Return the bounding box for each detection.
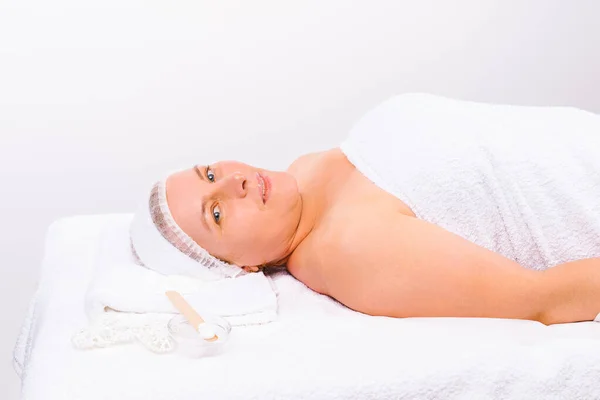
[538,258,600,324]
[321,214,560,324]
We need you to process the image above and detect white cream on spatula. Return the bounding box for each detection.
[165,290,218,342]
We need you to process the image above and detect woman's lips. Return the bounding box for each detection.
[257,172,270,204]
[263,175,271,203]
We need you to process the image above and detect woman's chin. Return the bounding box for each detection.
[262,171,293,201]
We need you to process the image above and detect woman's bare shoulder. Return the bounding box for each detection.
[287,148,343,177]
[285,205,377,296]
[312,210,544,320]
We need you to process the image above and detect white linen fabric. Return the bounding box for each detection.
[14,214,600,399]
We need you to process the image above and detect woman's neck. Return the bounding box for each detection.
[278,148,352,264]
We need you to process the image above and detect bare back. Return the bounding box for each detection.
[287,148,546,321]
[286,148,417,293]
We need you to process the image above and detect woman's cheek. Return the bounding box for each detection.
[237,207,262,230]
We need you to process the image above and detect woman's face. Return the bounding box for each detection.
[166,161,303,269]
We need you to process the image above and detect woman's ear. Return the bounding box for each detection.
[241,265,260,273]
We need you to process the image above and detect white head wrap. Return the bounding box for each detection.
[129,179,246,281]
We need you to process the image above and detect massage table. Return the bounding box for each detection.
[13,214,600,399]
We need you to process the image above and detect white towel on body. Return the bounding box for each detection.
[73,215,278,352]
[341,93,600,271]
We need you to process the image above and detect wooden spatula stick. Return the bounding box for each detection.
[165,290,218,342]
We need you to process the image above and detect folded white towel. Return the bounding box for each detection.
[73,215,278,353]
[85,262,278,324]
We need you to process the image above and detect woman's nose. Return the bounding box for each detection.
[217,172,247,198]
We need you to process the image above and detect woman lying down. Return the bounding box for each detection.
[130,93,600,326]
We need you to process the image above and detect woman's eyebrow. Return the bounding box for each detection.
[192,165,210,232]
[193,165,206,181]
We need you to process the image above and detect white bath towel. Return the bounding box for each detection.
[341,93,600,271]
[73,215,278,352]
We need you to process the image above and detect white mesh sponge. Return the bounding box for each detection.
[130,179,246,280]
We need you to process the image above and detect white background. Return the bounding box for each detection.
[1,1,599,398]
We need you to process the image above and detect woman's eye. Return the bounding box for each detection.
[212,205,221,224]
[206,166,216,183]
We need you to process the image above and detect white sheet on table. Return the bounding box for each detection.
[15,214,600,400]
